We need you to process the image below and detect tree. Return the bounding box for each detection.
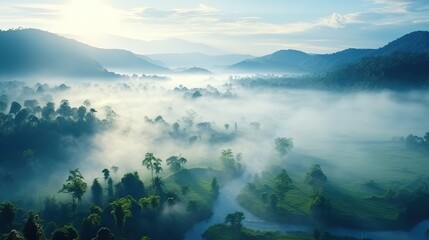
[102,169,110,185]
[107,178,114,200]
[0,202,16,231]
[138,195,160,211]
[81,206,102,240]
[224,211,245,229]
[111,165,119,176]
[91,227,115,240]
[116,172,145,199]
[142,153,162,179]
[274,137,294,156]
[274,169,293,205]
[2,230,25,240]
[51,225,78,240]
[211,177,219,195]
[166,155,187,172]
[219,149,242,175]
[110,198,132,232]
[151,176,165,195]
[305,164,327,194]
[23,211,46,240]
[91,178,103,206]
[59,169,87,206]
[224,123,229,131]
[310,194,331,230]
[9,102,21,115]
[270,194,278,209]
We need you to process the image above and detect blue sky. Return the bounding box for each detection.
[1,0,428,55]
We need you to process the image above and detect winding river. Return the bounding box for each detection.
[184,176,429,240]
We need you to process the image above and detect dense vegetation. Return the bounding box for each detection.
[0,147,243,240]
[202,212,366,240]
[236,52,429,90]
[0,94,115,196]
[237,137,429,233]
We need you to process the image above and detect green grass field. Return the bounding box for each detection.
[237,140,429,230]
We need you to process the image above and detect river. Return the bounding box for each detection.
[184,176,429,240]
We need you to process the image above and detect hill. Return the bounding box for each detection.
[85,48,168,73]
[0,29,116,78]
[146,52,253,69]
[229,31,429,74]
[0,29,168,78]
[229,48,372,74]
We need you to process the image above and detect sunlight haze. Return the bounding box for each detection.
[1,0,429,55]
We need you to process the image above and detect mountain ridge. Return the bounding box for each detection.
[229,31,429,74]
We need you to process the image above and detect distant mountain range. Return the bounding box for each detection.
[146,52,254,69]
[102,34,227,55]
[237,31,429,90]
[0,28,428,82]
[229,31,429,74]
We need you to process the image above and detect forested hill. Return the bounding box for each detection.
[236,31,429,90]
[229,31,429,75]
[0,29,167,78]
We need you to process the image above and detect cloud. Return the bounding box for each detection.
[320,12,348,28]
[138,4,218,21]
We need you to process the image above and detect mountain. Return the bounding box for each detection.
[230,31,429,74]
[0,29,168,78]
[371,31,429,56]
[101,34,227,55]
[229,48,372,74]
[146,52,254,69]
[0,29,116,78]
[85,48,168,73]
[229,50,311,73]
[175,67,212,75]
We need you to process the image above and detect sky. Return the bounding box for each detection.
[1,0,429,55]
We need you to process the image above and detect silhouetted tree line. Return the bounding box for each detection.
[236,52,429,91]
[145,112,239,144]
[404,132,429,151]
[0,98,115,194]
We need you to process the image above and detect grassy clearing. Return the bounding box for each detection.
[237,141,429,229]
[163,167,231,219]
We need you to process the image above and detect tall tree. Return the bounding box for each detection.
[107,178,114,201]
[51,225,78,240]
[110,198,132,233]
[102,169,110,185]
[91,178,103,206]
[142,153,162,179]
[23,211,46,240]
[211,177,219,196]
[166,155,187,172]
[0,202,16,231]
[305,164,327,194]
[274,137,294,156]
[59,169,87,206]
[151,176,165,195]
[274,169,293,205]
[91,227,115,240]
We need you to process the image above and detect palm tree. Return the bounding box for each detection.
[142,153,161,179]
[166,155,187,172]
[151,176,165,195]
[102,169,110,185]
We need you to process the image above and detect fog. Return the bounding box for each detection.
[1,74,429,202]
